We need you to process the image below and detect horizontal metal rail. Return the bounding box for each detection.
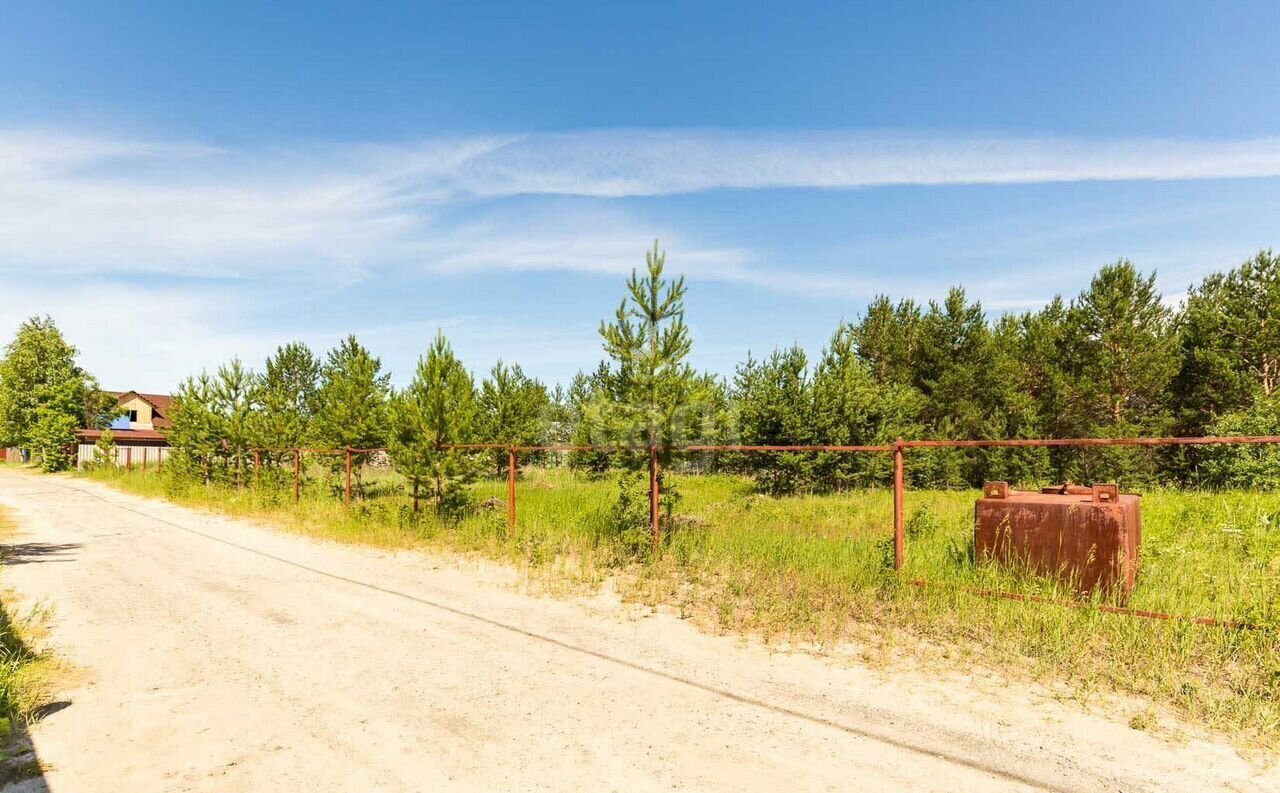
[899,435,1280,449]
[685,444,896,452]
[143,434,1280,630]
[230,436,1280,455]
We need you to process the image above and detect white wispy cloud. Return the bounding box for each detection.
[0,129,218,178]
[4,125,1276,389]
[444,130,1280,197]
[4,126,1280,282]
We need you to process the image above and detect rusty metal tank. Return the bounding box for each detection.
[974,482,1141,599]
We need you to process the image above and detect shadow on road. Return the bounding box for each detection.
[0,543,80,566]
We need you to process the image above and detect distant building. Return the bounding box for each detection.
[76,391,173,469]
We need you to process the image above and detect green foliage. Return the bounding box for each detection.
[215,359,258,487]
[1058,261,1179,484]
[82,388,119,434]
[1016,297,1073,439]
[32,246,1280,501]
[911,288,1043,486]
[252,342,320,465]
[312,335,392,451]
[0,316,104,471]
[477,360,550,474]
[311,335,391,493]
[26,382,85,473]
[915,287,996,436]
[0,510,51,735]
[979,314,1052,485]
[1068,261,1179,425]
[1175,250,1280,433]
[730,346,815,494]
[591,240,703,454]
[598,469,676,559]
[567,365,618,475]
[1198,397,1280,488]
[91,428,118,469]
[812,323,925,488]
[167,361,260,485]
[167,373,222,483]
[388,333,482,517]
[542,383,577,447]
[852,296,923,385]
[584,241,708,527]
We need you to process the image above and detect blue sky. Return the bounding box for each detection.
[2,1,1280,391]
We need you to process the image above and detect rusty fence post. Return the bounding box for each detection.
[650,444,660,552]
[293,448,301,504]
[892,438,905,571]
[344,447,352,507]
[253,449,260,487]
[126,446,132,472]
[141,447,147,474]
[156,449,163,474]
[507,446,517,532]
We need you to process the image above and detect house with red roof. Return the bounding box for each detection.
[76,390,173,469]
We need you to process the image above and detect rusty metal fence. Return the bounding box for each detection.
[149,434,1280,564]
[340,436,1280,561]
[122,434,1280,628]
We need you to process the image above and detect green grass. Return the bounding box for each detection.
[82,463,1280,745]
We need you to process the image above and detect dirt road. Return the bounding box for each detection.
[0,471,1272,792]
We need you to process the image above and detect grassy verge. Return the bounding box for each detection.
[82,464,1280,745]
[0,505,55,784]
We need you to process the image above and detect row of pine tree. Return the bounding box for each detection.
[160,248,1280,495]
[2,246,1277,495]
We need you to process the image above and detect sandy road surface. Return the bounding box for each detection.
[0,471,1273,792]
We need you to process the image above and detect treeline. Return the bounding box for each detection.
[3,246,1278,493]
[159,247,1280,497]
[572,250,1280,491]
[164,335,555,513]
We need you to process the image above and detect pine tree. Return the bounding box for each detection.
[1174,249,1280,434]
[168,373,223,484]
[982,314,1051,485]
[477,360,550,475]
[853,296,923,385]
[214,359,258,487]
[311,336,391,497]
[812,323,925,488]
[687,371,733,463]
[1061,261,1179,483]
[732,346,814,493]
[542,383,576,448]
[91,427,118,469]
[1015,298,1073,435]
[592,241,701,545]
[567,364,618,475]
[912,288,1001,486]
[388,333,480,514]
[596,241,699,453]
[252,342,320,469]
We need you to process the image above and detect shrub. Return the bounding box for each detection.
[89,428,117,470]
[599,470,679,560]
[1198,397,1280,488]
